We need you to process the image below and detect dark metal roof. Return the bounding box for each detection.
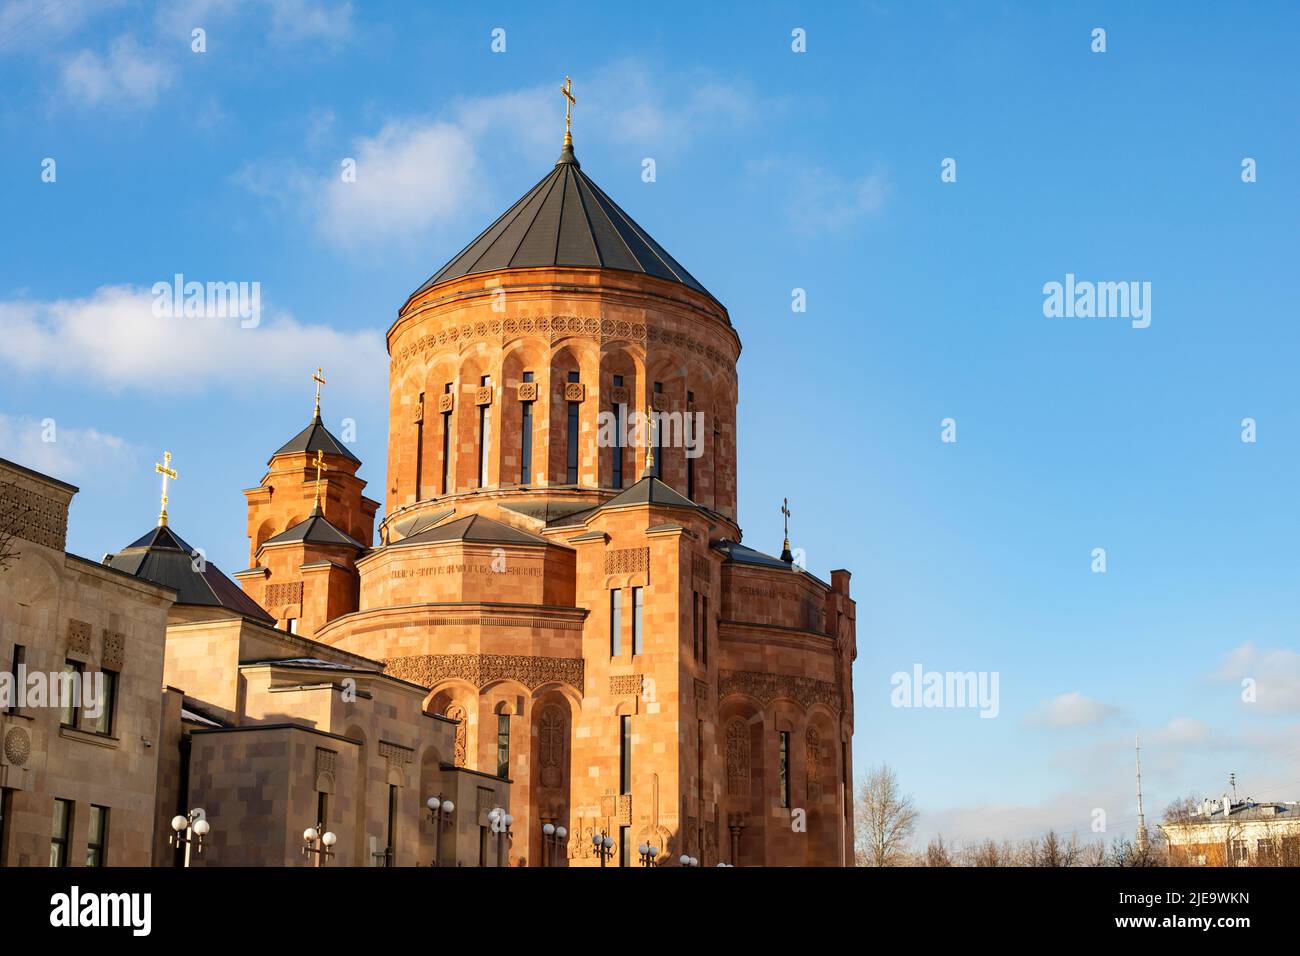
[105,525,275,623]
[259,511,365,551]
[270,413,360,466]
[600,476,700,511]
[410,145,720,307]
[711,538,792,569]
[392,513,552,548]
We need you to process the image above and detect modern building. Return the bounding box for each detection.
[1162,796,1300,867]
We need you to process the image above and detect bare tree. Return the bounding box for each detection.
[0,499,27,574]
[854,763,918,866]
[924,834,953,867]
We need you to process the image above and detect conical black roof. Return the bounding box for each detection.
[260,511,365,552]
[105,525,274,623]
[270,413,360,466]
[410,144,718,307]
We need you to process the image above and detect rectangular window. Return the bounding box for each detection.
[619,825,630,868]
[631,587,644,655]
[415,391,425,499]
[609,589,622,656]
[779,732,791,808]
[441,383,453,495]
[317,791,329,830]
[612,374,624,488]
[697,719,705,806]
[385,785,397,867]
[521,371,534,485]
[86,805,108,867]
[91,669,117,736]
[7,645,23,714]
[652,382,663,479]
[478,825,488,867]
[620,715,632,795]
[478,374,492,488]
[686,390,695,499]
[0,788,11,867]
[287,618,298,635]
[566,371,580,484]
[692,591,699,660]
[60,660,83,728]
[50,798,72,867]
[702,595,709,665]
[496,714,510,778]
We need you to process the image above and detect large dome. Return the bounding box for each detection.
[409,143,719,309]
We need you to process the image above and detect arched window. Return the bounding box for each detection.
[726,719,749,796]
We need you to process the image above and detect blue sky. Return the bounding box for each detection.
[2,1,1299,848]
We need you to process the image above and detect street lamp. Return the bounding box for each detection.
[542,822,568,867]
[426,795,455,867]
[638,841,659,867]
[487,807,513,868]
[302,824,337,866]
[168,810,210,867]
[591,829,615,867]
[678,854,699,867]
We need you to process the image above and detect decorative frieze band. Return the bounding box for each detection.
[382,653,584,695]
[609,674,643,696]
[265,582,303,609]
[391,315,737,384]
[718,668,842,713]
[101,629,124,668]
[0,480,69,551]
[605,547,649,575]
[378,741,414,765]
[67,620,91,655]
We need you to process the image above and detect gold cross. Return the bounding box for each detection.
[645,410,657,476]
[155,451,178,527]
[312,449,328,512]
[560,76,575,143]
[312,366,327,418]
[781,497,791,549]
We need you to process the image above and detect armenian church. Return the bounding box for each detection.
[0,81,857,868]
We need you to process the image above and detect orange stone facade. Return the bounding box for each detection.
[237,228,857,867]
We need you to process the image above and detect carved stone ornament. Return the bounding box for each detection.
[718,669,842,713]
[3,727,31,767]
[383,653,584,695]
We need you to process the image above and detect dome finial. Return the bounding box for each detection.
[154,450,178,527]
[558,75,578,165]
[780,497,794,563]
[312,366,326,422]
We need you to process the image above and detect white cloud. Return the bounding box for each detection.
[0,413,131,484]
[0,0,119,55]
[318,120,481,245]
[1214,643,1300,714]
[787,165,890,234]
[155,0,352,46]
[237,65,756,249]
[60,35,172,109]
[1028,691,1121,729]
[0,285,387,409]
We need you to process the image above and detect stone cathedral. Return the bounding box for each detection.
[0,84,856,869]
[244,102,858,867]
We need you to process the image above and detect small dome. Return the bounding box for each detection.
[105,525,274,623]
[409,145,720,309]
[269,412,359,467]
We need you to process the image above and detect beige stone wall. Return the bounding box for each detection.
[0,510,172,868]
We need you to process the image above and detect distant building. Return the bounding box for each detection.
[1161,797,1300,866]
